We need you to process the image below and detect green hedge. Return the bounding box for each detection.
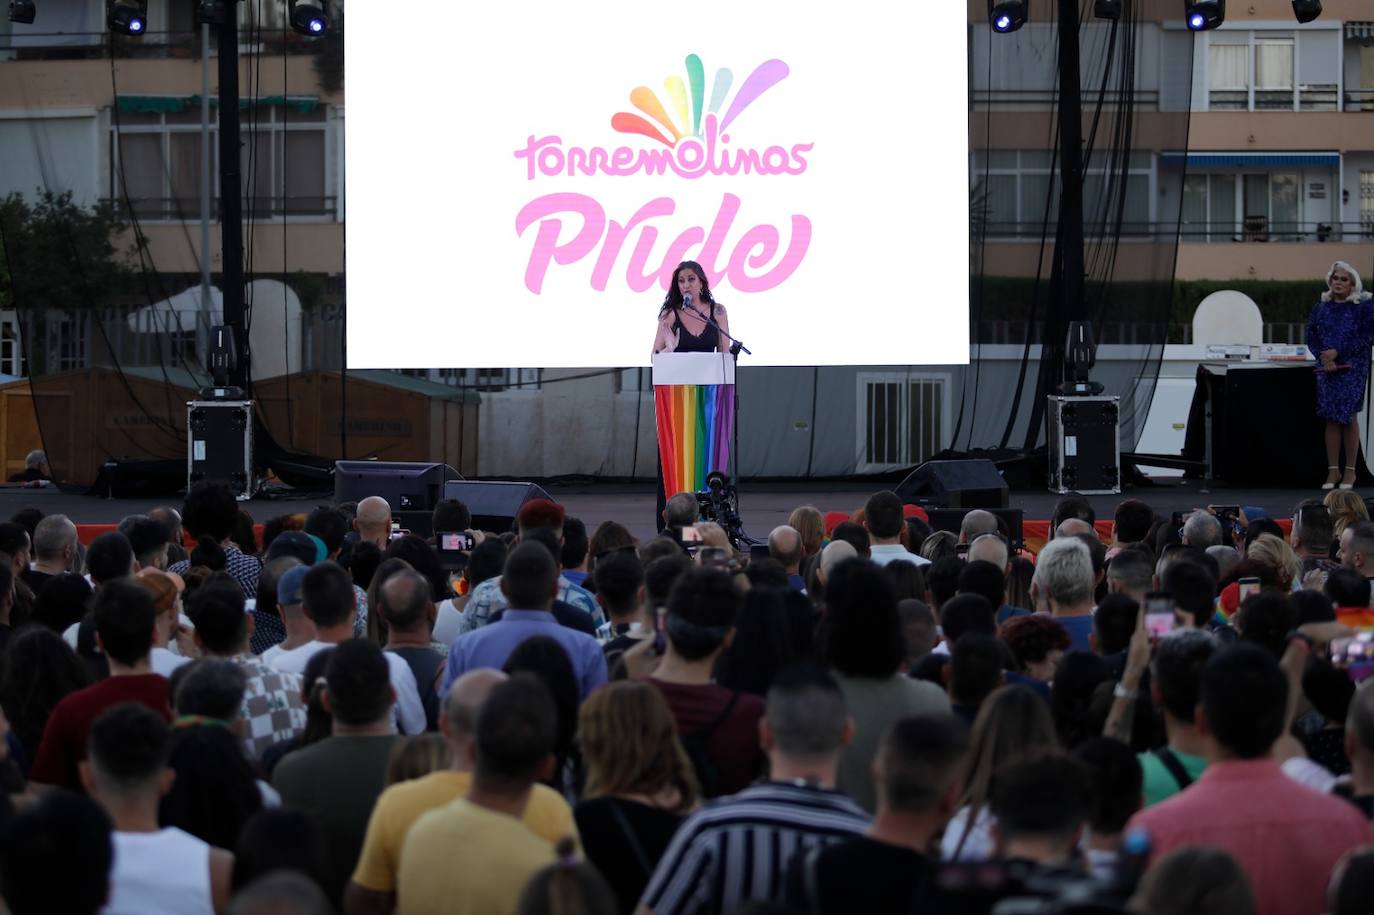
[973,277,1321,325]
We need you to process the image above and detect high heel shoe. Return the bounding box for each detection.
[1323,466,1341,490]
[1341,468,1357,491]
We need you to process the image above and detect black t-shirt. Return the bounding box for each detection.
[573,797,684,915]
[785,835,936,915]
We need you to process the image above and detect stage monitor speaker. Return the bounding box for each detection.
[441,480,555,533]
[895,459,1009,510]
[333,461,460,514]
[923,507,1024,551]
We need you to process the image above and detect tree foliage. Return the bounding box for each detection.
[0,190,139,312]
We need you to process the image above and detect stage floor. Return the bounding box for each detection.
[2,478,1329,542]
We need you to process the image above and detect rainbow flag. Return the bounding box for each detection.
[655,383,735,496]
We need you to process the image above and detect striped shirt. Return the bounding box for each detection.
[640,781,869,915]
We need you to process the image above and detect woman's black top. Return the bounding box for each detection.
[670,302,719,353]
[573,796,684,915]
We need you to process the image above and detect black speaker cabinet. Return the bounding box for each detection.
[187,400,254,500]
[441,480,556,533]
[895,459,1009,510]
[1048,395,1120,495]
[924,507,1025,551]
[333,461,461,514]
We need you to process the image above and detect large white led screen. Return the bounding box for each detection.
[345,1,969,368]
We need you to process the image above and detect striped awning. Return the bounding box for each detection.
[1159,152,1340,168]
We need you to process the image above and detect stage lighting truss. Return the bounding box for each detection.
[1291,0,1321,23]
[8,0,35,24]
[107,0,145,34]
[1094,0,1122,21]
[1184,0,1224,30]
[989,0,1026,33]
[288,0,327,36]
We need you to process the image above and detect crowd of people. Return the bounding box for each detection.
[0,482,1372,914]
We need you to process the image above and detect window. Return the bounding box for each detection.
[973,151,1152,239]
[1205,30,1339,111]
[1360,171,1374,238]
[110,104,335,221]
[1183,171,1327,242]
[1254,38,1294,110]
[855,373,949,473]
[1208,43,1248,110]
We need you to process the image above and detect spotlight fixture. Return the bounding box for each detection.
[288,0,327,35]
[1094,0,1122,20]
[8,0,35,24]
[107,0,145,34]
[989,0,1026,33]
[1291,0,1321,23]
[195,0,224,25]
[1184,0,1224,30]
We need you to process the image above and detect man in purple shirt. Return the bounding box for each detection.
[440,541,607,698]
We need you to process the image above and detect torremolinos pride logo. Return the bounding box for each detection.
[514,54,813,293]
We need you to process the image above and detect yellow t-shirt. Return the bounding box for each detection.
[397,799,555,915]
[351,770,576,893]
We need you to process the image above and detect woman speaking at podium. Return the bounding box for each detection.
[1307,260,1374,490]
[653,261,731,355]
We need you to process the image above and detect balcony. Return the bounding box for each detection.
[0,28,328,61]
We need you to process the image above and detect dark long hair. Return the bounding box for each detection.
[659,260,716,317]
[160,723,263,850]
[1,627,90,766]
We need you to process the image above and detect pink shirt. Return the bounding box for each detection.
[1127,758,1374,915]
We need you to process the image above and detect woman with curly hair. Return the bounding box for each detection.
[998,614,1071,682]
[575,680,698,915]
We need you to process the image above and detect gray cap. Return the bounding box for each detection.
[277,564,309,607]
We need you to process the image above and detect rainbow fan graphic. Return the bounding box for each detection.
[611,55,789,148]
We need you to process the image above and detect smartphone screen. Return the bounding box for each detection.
[1144,591,1176,638]
[1237,576,1261,602]
[698,547,729,568]
[678,526,703,543]
[437,531,473,551]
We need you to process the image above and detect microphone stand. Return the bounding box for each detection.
[681,301,755,544]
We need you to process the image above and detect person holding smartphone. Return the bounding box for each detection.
[1307,260,1374,490]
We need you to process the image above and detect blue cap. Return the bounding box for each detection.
[277,564,308,607]
[265,531,318,566]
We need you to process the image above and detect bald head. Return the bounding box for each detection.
[967,532,1009,571]
[768,525,804,572]
[379,568,433,633]
[1056,518,1094,539]
[819,539,858,581]
[444,668,508,743]
[959,510,1000,543]
[354,496,393,547]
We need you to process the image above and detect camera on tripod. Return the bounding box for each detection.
[694,471,745,547]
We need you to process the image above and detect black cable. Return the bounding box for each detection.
[280,24,294,448]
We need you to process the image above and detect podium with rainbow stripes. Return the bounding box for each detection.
[653,353,736,497]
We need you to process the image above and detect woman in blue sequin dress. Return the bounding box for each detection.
[1306,261,1374,489]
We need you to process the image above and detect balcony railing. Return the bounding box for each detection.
[980,221,1374,243]
[0,28,326,61]
[111,196,341,222]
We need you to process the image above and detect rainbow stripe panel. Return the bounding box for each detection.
[655,383,735,496]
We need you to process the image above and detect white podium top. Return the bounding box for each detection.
[652,352,736,386]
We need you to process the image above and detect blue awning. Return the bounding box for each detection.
[1159,152,1340,168]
